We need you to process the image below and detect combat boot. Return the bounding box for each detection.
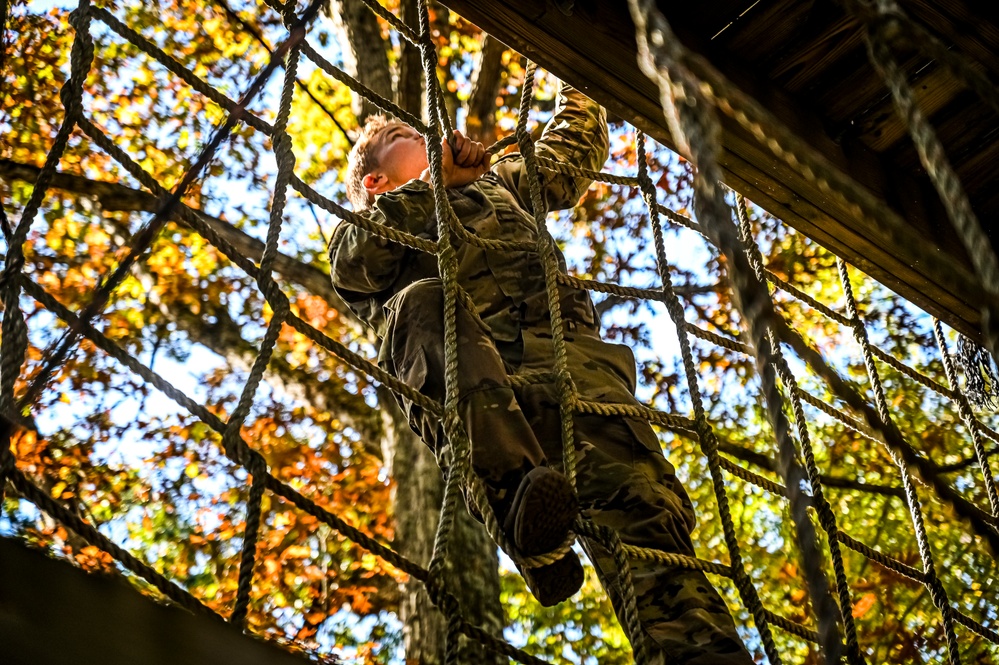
[504,466,584,606]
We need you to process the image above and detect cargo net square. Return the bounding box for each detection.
[1,1,998,664]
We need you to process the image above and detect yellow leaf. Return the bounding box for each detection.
[185,462,199,479]
[50,481,67,498]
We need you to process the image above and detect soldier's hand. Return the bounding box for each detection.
[439,130,489,188]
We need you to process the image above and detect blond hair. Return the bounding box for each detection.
[345,115,407,211]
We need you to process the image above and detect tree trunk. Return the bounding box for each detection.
[395,0,424,121]
[465,35,505,146]
[377,388,504,665]
[327,0,393,123]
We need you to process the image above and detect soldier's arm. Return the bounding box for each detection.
[493,82,609,213]
[328,180,435,296]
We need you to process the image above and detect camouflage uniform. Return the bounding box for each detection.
[329,85,753,664]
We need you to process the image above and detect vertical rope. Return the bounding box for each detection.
[510,61,579,488]
[230,455,267,628]
[932,320,999,516]
[0,0,94,419]
[0,0,15,504]
[588,522,649,665]
[634,129,781,665]
[837,259,961,664]
[512,62,642,658]
[736,195,866,665]
[0,416,13,506]
[629,0,844,658]
[223,3,304,624]
[415,2,471,661]
[861,0,999,367]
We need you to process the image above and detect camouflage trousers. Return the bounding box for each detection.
[380,279,753,665]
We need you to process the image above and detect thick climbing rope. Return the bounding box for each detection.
[2,0,999,663]
[843,0,999,369]
[735,194,866,665]
[629,1,844,661]
[838,259,961,665]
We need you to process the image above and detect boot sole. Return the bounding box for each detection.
[508,467,579,556]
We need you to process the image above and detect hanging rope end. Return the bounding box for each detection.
[956,334,999,410]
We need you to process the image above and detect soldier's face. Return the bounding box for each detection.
[367,125,428,195]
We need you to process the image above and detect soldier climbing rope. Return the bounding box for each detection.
[2,0,998,663]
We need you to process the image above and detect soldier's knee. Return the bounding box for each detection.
[388,278,445,319]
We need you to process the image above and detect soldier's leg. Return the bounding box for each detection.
[380,278,547,512]
[517,393,752,664]
[381,279,585,605]
[573,416,753,665]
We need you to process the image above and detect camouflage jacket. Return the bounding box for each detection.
[329,86,646,407]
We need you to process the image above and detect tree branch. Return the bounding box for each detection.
[0,159,353,321]
[716,440,906,500]
[935,444,999,474]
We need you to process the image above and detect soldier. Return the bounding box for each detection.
[328,83,754,664]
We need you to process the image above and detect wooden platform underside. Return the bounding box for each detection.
[442,0,999,340]
[0,538,308,665]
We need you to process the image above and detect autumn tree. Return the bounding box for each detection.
[2,0,511,661]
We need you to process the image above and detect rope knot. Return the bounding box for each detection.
[424,560,460,614]
[221,428,266,470]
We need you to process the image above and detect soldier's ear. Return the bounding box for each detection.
[362,172,388,195]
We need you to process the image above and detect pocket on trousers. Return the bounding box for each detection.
[398,346,428,392]
[397,346,429,424]
[622,416,664,457]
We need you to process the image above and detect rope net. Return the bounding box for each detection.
[2,0,998,662]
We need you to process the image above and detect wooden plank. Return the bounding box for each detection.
[889,90,998,183]
[442,0,986,338]
[721,0,817,63]
[853,61,967,152]
[719,159,974,330]
[956,137,999,212]
[902,0,999,74]
[812,48,892,129]
[769,16,861,93]
[0,538,310,665]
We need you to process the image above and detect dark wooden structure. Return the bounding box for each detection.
[0,537,310,665]
[442,0,999,340]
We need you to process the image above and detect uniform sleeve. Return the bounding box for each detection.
[492,82,609,213]
[328,179,434,297]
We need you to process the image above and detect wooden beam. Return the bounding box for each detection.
[0,538,310,665]
[442,0,986,339]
